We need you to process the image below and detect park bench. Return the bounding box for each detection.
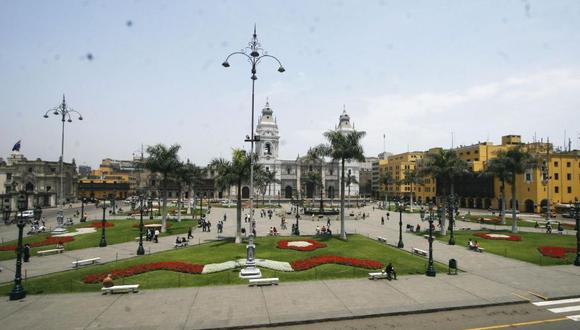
[368,272,389,280]
[37,248,64,256]
[72,257,101,268]
[412,248,428,256]
[423,234,432,240]
[248,278,279,287]
[174,241,189,248]
[376,236,387,244]
[101,284,139,294]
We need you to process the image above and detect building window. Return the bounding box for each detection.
[554,173,559,180]
[554,186,559,193]
[51,167,56,172]
[6,173,11,180]
[28,167,33,173]
[329,169,333,175]
[525,173,532,182]
[568,187,572,193]
[287,167,291,174]
[567,173,572,180]
[567,162,571,168]
[554,161,559,167]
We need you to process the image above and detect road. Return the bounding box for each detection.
[262,302,579,330]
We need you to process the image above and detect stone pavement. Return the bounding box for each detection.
[1,204,579,329]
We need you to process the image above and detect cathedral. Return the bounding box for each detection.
[244,101,361,202]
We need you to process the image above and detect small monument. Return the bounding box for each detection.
[239,235,262,279]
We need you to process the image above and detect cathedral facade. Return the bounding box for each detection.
[242,102,361,202]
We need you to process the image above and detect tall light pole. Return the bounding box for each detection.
[137,194,145,255]
[397,203,404,248]
[420,203,437,277]
[222,25,285,242]
[448,194,456,245]
[43,95,83,218]
[569,202,580,266]
[9,192,27,300]
[99,200,108,247]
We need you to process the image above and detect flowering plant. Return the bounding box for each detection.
[132,222,172,229]
[83,261,204,284]
[87,221,115,228]
[291,255,383,271]
[474,232,522,241]
[0,236,75,251]
[538,246,577,258]
[277,239,326,251]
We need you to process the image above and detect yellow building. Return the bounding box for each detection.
[78,161,131,201]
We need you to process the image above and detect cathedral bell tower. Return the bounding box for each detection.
[256,101,279,161]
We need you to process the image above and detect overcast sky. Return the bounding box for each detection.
[1,0,579,169]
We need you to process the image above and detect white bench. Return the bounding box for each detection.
[376,236,387,244]
[37,248,64,256]
[368,272,388,280]
[412,248,428,256]
[248,277,279,287]
[101,284,139,294]
[72,257,101,268]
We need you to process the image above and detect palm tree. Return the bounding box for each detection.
[419,149,469,235]
[306,147,326,212]
[380,171,394,210]
[144,144,181,232]
[258,169,279,207]
[210,149,260,243]
[318,130,366,240]
[402,169,421,212]
[302,170,322,207]
[502,147,537,233]
[483,156,510,224]
[175,161,202,222]
[346,172,358,207]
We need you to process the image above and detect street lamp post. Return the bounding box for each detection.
[223,25,285,242]
[43,95,83,218]
[420,204,437,277]
[137,195,145,255]
[80,197,86,222]
[448,195,456,245]
[569,202,580,266]
[99,200,108,247]
[9,192,27,301]
[397,203,404,248]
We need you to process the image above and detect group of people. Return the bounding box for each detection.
[268,227,279,236]
[315,225,332,236]
[260,209,274,219]
[145,228,160,243]
[467,239,482,252]
[405,224,421,232]
[199,216,211,232]
[175,237,189,246]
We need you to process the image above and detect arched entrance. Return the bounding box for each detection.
[25,182,34,192]
[460,198,466,208]
[475,198,483,209]
[484,198,492,209]
[327,186,335,199]
[306,183,315,198]
[285,186,293,199]
[524,199,534,213]
[468,198,474,209]
[241,186,250,199]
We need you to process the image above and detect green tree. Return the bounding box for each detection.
[419,149,469,235]
[210,149,261,243]
[318,130,366,240]
[175,161,203,222]
[380,171,394,210]
[254,168,277,207]
[144,144,181,232]
[502,147,537,233]
[402,169,421,212]
[306,147,326,212]
[483,156,511,224]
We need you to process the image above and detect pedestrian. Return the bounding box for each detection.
[23,243,31,262]
[102,273,114,288]
[207,220,211,232]
[386,212,390,221]
[381,216,384,225]
[188,227,193,239]
[154,229,159,243]
[385,262,397,280]
[327,217,331,227]
[223,214,227,222]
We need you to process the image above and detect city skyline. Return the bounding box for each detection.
[1,1,579,168]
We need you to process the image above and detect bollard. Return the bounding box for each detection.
[116,252,118,262]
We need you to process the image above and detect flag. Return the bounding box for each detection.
[12,140,21,152]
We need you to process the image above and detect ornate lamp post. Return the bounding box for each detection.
[397,203,404,248]
[137,195,145,255]
[448,195,456,245]
[569,202,580,266]
[80,197,86,222]
[148,196,153,220]
[223,25,285,240]
[420,203,437,277]
[99,200,108,247]
[43,95,83,217]
[9,192,27,300]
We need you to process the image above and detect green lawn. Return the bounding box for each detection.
[459,215,538,228]
[0,235,446,295]
[429,230,577,266]
[0,219,195,261]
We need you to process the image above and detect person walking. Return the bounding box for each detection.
[381,216,384,225]
[154,229,159,243]
[188,227,193,239]
[23,243,31,262]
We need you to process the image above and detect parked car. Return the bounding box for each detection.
[17,210,34,219]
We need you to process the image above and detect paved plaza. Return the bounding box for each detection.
[0,204,579,329]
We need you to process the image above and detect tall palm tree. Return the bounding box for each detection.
[380,171,394,210]
[176,161,202,222]
[210,149,261,243]
[419,149,469,235]
[402,169,421,212]
[306,147,326,212]
[144,144,181,232]
[483,155,510,224]
[346,172,358,207]
[318,130,366,240]
[502,147,537,233]
[302,170,322,207]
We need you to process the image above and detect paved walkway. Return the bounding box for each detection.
[1,204,579,329]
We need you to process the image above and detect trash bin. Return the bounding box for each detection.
[448,258,458,275]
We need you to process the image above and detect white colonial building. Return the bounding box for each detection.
[233,101,361,202]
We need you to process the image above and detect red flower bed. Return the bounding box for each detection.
[277,239,327,251]
[87,221,115,228]
[474,233,522,241]
[0,236,75,251]
[83,261,204,284]
[538,246,577,258]
[291,255,383,271]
